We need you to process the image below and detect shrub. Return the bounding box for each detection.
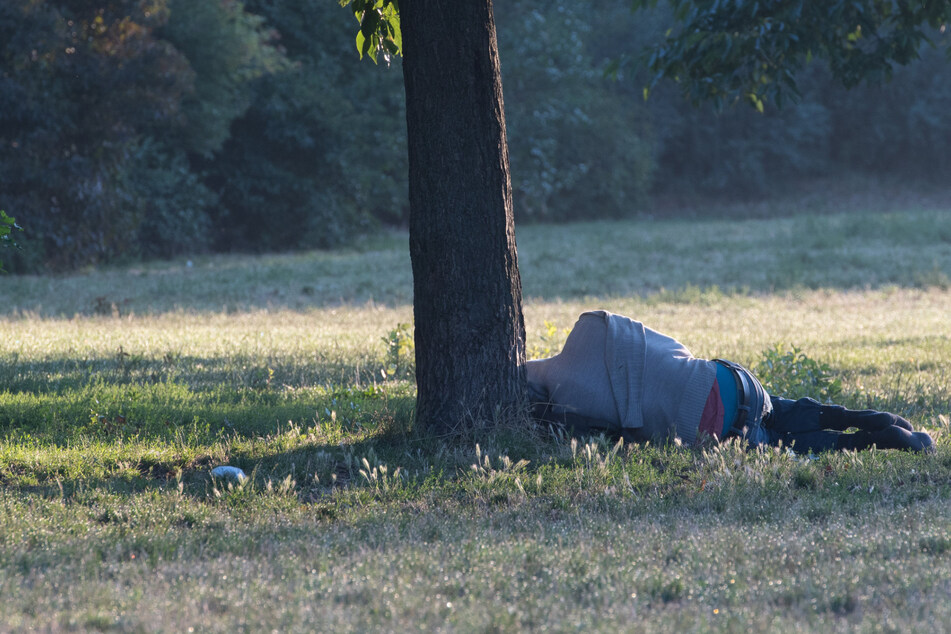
[754,344,843,402]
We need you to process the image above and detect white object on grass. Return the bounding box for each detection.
[211,466,247,481]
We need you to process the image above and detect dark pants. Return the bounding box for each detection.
[764,397,917,452]
[530,395,928,452]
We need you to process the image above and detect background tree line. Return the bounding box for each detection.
[2,0,949,273]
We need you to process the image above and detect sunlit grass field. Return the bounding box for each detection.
[2,207,951,631]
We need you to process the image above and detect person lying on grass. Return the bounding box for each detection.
[528,310,934,453]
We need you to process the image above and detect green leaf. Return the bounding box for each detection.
[383,4,402,55]
[355,30,368,59]
[346,0,401,64]
[360,7,381,38]
[0,210,20,241]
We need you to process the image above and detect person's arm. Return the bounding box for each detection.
[529,400,619,437]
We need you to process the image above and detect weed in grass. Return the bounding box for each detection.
[792,464,822,490]
[466,444,531,505]
[358,457,404,495]
[642,574,687,604]
[382,322,415,380]
[527,320,571,359]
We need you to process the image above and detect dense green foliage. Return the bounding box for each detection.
[2,1,951,271]
[635,0,951,108]
[629,0,951,195]
[0,0,279,271]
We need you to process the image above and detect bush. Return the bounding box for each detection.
[754,344,843,403]
[158,0,288,157]
[589,4,951,198]
[822,36,951,180]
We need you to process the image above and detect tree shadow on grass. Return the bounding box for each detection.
[2,395,421,499]
[0,350,391,396]
[0,347,410,443]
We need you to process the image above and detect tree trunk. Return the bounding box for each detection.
[400,0,525,435]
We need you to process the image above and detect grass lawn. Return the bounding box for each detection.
[1,206,951,631]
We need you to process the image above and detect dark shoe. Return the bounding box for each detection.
[909,431,935,452]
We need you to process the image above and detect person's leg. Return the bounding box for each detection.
[774,425,934,452]
[817,404,914,432]
[835,426,934,451]
[767,397,824,434]
[530,401,619,439]
[766,397,932,452]
[759,397,830,451]
[776,429,842,453]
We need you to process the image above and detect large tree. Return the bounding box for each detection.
[343,0,951,435]
[342,0,525,435]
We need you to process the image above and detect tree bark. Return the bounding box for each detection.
[400,0,525,435]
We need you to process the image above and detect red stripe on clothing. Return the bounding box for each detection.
[696,377,725,443]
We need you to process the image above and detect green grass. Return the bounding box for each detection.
[1,207,951,631]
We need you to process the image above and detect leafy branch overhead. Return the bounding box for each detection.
[634,0,951,110]
[339,0,402,64]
